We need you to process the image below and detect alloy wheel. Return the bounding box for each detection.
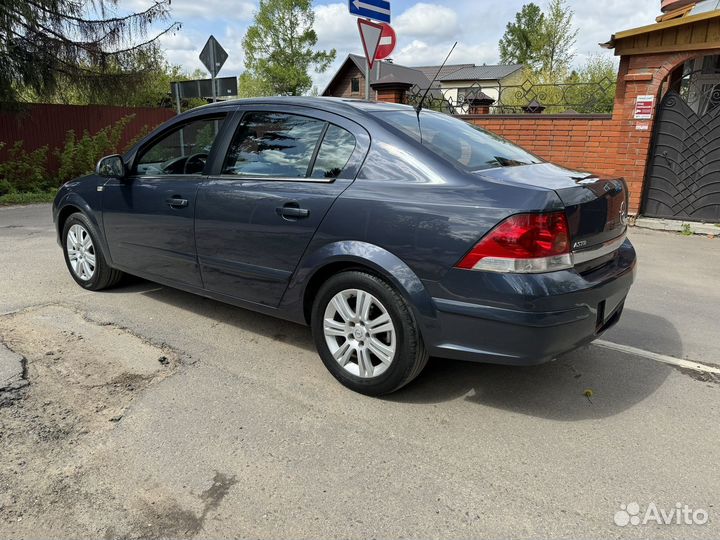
[66,224,96,281]
[323,288,397,378]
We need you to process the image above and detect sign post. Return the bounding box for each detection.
[349,0,391,100]
[357,18,384,99]
[199,36,229,103]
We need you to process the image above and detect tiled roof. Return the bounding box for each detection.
[412,64,473,82]
[438,64,524,81]
[348,54,433,89]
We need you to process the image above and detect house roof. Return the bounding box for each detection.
[321,56,524,100]
[412,64,473,82]
[347,54,433,89]
[321,54,434,96]
[438,64,524,82]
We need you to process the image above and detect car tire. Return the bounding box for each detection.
[62,212,123,291]
[311,271,429,396]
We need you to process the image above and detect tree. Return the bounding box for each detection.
[566,55,618,113]
[238,72,273,98]
[0,0,180,107]
[539,0,578,75]
[498,3,545,70]
[242,0,336,96]
[498,0,577,75]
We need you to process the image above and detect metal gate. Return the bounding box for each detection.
[643,89,720,221]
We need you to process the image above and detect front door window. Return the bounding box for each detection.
[135,116,225,176]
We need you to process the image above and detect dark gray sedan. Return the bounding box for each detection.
[53,97,636,395]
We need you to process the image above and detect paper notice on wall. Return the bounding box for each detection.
[634,96,655,120]
[636,123,650,131]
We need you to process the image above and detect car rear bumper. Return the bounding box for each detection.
[423,240,637,365]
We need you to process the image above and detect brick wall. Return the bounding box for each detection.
[456,50,719,214]
[463,114,647,211]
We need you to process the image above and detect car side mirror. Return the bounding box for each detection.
[96,154,126,179]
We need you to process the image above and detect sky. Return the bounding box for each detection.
[126,0,661,92]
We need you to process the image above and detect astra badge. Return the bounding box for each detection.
[620,201,628,226]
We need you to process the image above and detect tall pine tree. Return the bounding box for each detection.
[0,0,180,106]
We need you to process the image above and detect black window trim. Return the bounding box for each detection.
[305,122,330,178]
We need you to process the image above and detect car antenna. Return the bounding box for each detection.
[416,41,457,117]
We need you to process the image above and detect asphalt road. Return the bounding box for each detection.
[1,203,718,539]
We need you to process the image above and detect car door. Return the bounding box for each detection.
[195,106,370,306]
[102,113,229,287]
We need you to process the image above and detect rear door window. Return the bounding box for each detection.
[310,125,356,179]
[222,112,325,178]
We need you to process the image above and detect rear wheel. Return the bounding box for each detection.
[62,213,123,291]
[311,271,429,396]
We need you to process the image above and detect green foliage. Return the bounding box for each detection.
[681,223,694,236]
[499,0,577,75]
[242,0,336,96]
[0,1,179,108]
[495,62,616,114]
[238,73,274,98]
[1,115,147,197]
[499,3,545,70]
[0,141,50,192]
[56,116,134,184]
[540,0,578,76]
[565,55,617,113]
[0,190,56,206]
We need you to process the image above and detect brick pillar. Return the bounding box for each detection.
[370,76,413,104]
[467,95,495,115]
[609,50,710,213]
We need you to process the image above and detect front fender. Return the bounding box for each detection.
[53,186,110,263]
[280,240,439,332]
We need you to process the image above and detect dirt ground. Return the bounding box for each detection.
[0,305,192,538]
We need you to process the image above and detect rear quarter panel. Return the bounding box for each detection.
[282,132,563,324]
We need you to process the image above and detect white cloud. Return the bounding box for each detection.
[158,32,195,52]
[170,0,255,21]
[130,0,256,21]
[393,39,496,67]
[395,3,459,39]
[572,0,658,54]
[314,3,357,49]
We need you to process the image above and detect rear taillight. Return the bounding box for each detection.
[456,212,573,273]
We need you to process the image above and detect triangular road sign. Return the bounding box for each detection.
[358,18,384,70]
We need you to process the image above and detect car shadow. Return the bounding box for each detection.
[388,309,680,421]
[108,281,679,421]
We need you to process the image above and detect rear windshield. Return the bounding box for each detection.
[371,110,542,171]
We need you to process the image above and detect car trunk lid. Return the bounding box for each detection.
[476,163,629,261]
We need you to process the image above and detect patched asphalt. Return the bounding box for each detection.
[1,204,718,539]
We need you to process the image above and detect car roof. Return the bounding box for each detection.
[195,96,416,117]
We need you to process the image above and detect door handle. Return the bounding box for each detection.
[166,197,188,208]
[276,204,310,219]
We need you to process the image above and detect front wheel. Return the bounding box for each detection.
[62,212,123,291]
[311,271,429,396]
